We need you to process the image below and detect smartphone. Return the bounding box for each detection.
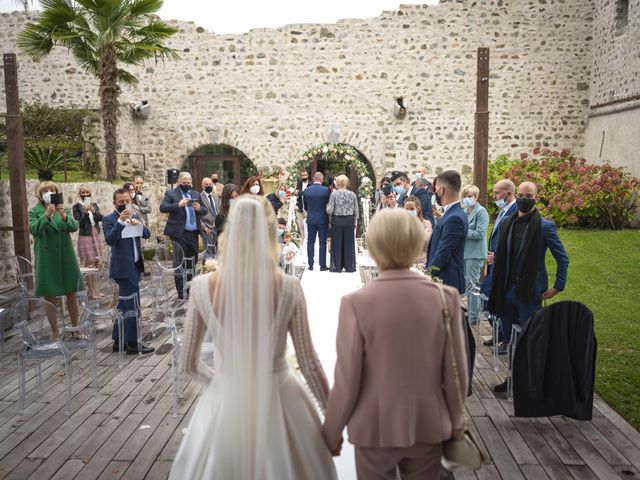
[50,192,64,205]
[382,184,392,196]
[186,199,197,205]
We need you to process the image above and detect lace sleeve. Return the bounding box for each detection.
[289,281,330,412]
[181,283,214,385]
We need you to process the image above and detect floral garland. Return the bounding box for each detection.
[287,143,375,222]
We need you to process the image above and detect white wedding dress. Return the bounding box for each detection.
[169,273,338,480]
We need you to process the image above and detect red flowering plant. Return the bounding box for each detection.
[487,149,640,229]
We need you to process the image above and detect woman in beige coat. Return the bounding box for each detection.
[322,208,469,480]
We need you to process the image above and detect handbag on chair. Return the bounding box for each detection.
[435,282,489,470]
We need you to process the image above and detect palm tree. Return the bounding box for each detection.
[18,0,180,180]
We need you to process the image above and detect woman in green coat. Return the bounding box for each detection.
[29,181,81,339]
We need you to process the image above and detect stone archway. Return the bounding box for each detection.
[180,143,258,188]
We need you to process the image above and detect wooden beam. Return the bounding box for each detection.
[474,47,490,207]
[3,53,31,262]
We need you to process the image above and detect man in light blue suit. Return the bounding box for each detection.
[427,170,468,293]
[489,181,569,391]
[303,172,331,271]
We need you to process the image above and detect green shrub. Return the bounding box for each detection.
[24,146,66,181]
[487,148,640,229]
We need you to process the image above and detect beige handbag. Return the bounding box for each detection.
[436,282,489,470]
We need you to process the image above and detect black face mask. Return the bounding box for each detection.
[434,188,443,205]
[204,185,214,193]
[516,197,536,214]
[80,195,90,200]
[301,177,308,182]
[116,204,127,213]
[211,178,219,183]
[179,184,191,192]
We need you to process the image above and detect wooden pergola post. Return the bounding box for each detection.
[473,47,490,207]
[3,53,30,262]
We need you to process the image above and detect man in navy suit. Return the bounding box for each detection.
[103,188,154,354]
[160,172,208,299]
[427,170,468,293]
[303,172,331,271]
[391,172,410,208]
[480,179,518,345]
[489,181,569,391]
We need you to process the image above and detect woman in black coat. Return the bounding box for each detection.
[72,184,104,297]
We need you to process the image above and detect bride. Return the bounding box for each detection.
[169,195,338,479]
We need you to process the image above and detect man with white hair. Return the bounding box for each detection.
[160,171,208,299]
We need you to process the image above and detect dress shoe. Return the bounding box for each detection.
[496,342,508,355]
[493,379,508,393]
[113,342,122,352]
[126,343,155,355]
[307,266,314,271]
[320,266,329,271]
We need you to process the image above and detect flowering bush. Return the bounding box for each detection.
[488,149,640,229]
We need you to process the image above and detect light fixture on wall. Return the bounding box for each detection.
[394,97,407,119]
[132,100,150,119]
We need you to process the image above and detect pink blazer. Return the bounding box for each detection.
[322,268,469,449]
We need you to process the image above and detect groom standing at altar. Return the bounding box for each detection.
[304,172,331,271]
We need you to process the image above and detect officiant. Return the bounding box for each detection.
[103,187,153,355]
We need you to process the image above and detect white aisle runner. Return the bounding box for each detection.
[300,266,362,480]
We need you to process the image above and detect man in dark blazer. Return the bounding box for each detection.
[489,181,569,391]
[410,176,435,227]
[159,172,208,298]
[480,179,518,345]
[427,170,468,293]
[303,172,331,271]
[103,188,153,354]
[200,176,220,254]
[391,172,410,208]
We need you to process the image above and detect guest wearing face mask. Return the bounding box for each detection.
[295,170,310,240]
[133,176,151,226]
[209,172,224,198]
[267,184,287,215]
[215,183,240,236]
[461,185,489,323]
[375,177,392,212]
[241,176,264,196]
[200,176,221,254]
[404,195,432,263]
[489,181,569,389]
[160,172,208,299]
[391,172,411,207]
[29,181,82,339]
[277,218,287,244]
[73,185,104,298]
[103,188,153,354]
[123,182,146,226]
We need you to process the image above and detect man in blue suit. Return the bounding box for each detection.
[427,170,468,293]
[489,181,569,391]
[160,172,208,298]
[480,179,518,345]
[303,172,331,271]
[103,188,153,354]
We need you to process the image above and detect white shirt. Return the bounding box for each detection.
[442,201,457,214]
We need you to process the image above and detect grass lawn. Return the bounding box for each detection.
[0,167,98,183]
[546,228,640,430]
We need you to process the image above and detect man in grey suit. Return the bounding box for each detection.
[200,176,220,255]
[133,175,151,226]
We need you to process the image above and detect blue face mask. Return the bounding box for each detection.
[463,197,476,208]
[229,198,235,206]
[394,185,406,196]
[495,197,506,209]
[407,209,418,216]
[278,190,286,198]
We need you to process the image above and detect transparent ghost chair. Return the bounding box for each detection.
[12,256,35,301]
[15,297,96,416]
[154,240,190,301]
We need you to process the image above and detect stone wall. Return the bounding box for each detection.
[583,0,640,175]
[0,0,594,181]
[0,180,167,283]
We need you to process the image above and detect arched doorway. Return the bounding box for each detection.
[289,143,376,199]
[180,144,258,188]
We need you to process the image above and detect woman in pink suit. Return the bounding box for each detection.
[322,208,469,480]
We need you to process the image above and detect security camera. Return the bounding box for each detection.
[394,97,407,119]
[133,100,150,119]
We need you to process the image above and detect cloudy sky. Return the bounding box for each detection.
[0,0,438,34]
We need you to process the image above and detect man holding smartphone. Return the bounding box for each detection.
[160,172,208,299]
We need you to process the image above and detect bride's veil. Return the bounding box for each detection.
[211,194,278,478]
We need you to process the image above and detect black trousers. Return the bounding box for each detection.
[170,230,199,298]
[330,215,356,273]
[113,273,140,343]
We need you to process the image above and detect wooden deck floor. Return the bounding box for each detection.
[0,286,639,480]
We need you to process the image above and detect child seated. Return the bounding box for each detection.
[280,231,299,275]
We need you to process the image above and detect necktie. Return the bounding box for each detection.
[209,194,217,216]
